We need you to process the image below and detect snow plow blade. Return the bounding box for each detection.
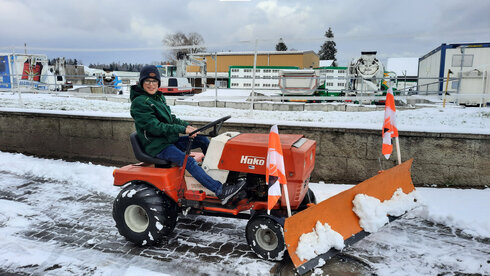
[284,159,415,274]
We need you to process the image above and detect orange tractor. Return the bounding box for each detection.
[112,115,414,274]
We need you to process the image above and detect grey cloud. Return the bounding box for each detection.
[1,0,487,65]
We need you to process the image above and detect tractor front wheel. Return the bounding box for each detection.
[246,214,286,261]
[112,183,178,246]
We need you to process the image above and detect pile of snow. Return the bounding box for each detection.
[0,151,117,196]
[352,188,420,233]
[295,221,345,262]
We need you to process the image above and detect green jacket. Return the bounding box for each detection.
[130,85,188,157]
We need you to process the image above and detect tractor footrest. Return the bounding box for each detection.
[184,190,206,201]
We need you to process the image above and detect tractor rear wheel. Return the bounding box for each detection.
[112,183,178,246]
[246,214,286,261]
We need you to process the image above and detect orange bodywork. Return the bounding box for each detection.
[220,133,316,209]
[284,159,415,270]
[113,133,316,211]
[113,164,182,202]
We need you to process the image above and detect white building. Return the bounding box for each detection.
[315,66,348,94]
[418,42,490,105]
[227,65,348,96]
[228,66,298,89]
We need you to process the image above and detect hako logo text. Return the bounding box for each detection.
[240,155,265,166]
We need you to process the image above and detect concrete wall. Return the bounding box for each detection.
[0,110,488,187]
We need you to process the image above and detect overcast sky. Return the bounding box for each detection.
[1,0,489,66]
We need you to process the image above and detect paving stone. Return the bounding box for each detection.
[217,243,235,255]
[198,253,224,263]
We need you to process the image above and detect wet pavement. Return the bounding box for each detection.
[0,172,488,275]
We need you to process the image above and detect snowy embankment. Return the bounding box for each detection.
[0,91,489,134]
[310,182,490,239]
[1,151,489,240]
[0,152,489,275]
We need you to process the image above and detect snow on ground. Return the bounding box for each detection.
[0,91,489,134]
[181,88,260,102]
[0,90,488,274]
[309,183,490,239]
[0,151,488,275]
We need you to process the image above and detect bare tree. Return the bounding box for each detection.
[163,32,206,63]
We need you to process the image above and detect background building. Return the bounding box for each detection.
[228,65,299,89]
[315,66,348,93]
[418,42,490,105]
[188,51,319,87]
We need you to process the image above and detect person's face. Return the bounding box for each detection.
[142,78,159,95]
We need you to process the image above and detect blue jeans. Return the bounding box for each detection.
[156,136,222,195]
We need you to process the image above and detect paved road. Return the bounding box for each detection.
[0,172,488,275]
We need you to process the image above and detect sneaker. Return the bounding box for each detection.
[218,179,246,205]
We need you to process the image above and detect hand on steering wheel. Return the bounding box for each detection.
[185,125,199,138]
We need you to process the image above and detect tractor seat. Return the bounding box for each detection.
[130,132,172,168]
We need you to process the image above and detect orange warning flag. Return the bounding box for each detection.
[382,87,399,159]
[266,125,287,211]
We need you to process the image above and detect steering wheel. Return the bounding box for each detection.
[190,115,231,137]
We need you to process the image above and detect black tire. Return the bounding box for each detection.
[246,215,286,261]
[298,188,317,211]
[112,183,178,246]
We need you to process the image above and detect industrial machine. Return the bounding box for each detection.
[278,69,319,96]
[347,51,385,95]
[155,52,207,94]
[346,51,399,103]
[0,53,50,90]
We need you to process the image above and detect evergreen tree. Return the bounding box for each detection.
[275,38,288,51]
[87,62,147,72]
[318,27,337,66]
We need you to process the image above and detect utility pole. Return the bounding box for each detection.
[214,52,218,107]
[250,39,258,111]
[456,47,466,105]
[403,70,407,92]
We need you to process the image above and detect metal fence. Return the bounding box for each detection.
[1,72,489,107]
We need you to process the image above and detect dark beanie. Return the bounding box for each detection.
[139,65,161,87]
